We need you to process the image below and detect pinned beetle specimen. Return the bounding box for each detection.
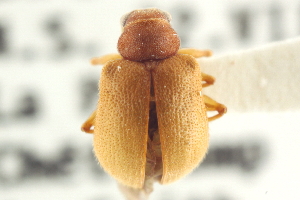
[81,8,226,199]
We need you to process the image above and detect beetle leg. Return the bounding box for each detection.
[204,95,227,122]
[90,53,122,65]
[178,48,213,58]
[81,110,97,133]
[201,72,215,88]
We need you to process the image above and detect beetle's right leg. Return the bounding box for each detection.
[81,110,97,133]
[204,95,227,122]
[178,48,213,58]
[90,54,122,65]
[201,72,215,88]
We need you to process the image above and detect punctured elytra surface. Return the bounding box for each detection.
[153,54,209,184]
[94,59,151,188]
[94,54,209,188]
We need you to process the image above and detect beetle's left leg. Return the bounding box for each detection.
[178,48,213,58]
[90,54,122,65]
[201,72,215,88]
[81,110,97,133]
[204,95,227,121]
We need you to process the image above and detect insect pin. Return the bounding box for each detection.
[81,8,226,192]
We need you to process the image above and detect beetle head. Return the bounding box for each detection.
[118,8,180,62]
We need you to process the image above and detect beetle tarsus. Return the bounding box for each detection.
[204,95,227,121]
[81,110,96,134]
[178,48,213,58]
[90,53,122,65]
[201,72,215,88]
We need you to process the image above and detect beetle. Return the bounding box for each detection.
[81,8,226,189]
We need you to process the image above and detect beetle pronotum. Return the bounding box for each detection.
[81,8,226,193]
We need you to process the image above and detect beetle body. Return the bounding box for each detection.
[82,8,226,189]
